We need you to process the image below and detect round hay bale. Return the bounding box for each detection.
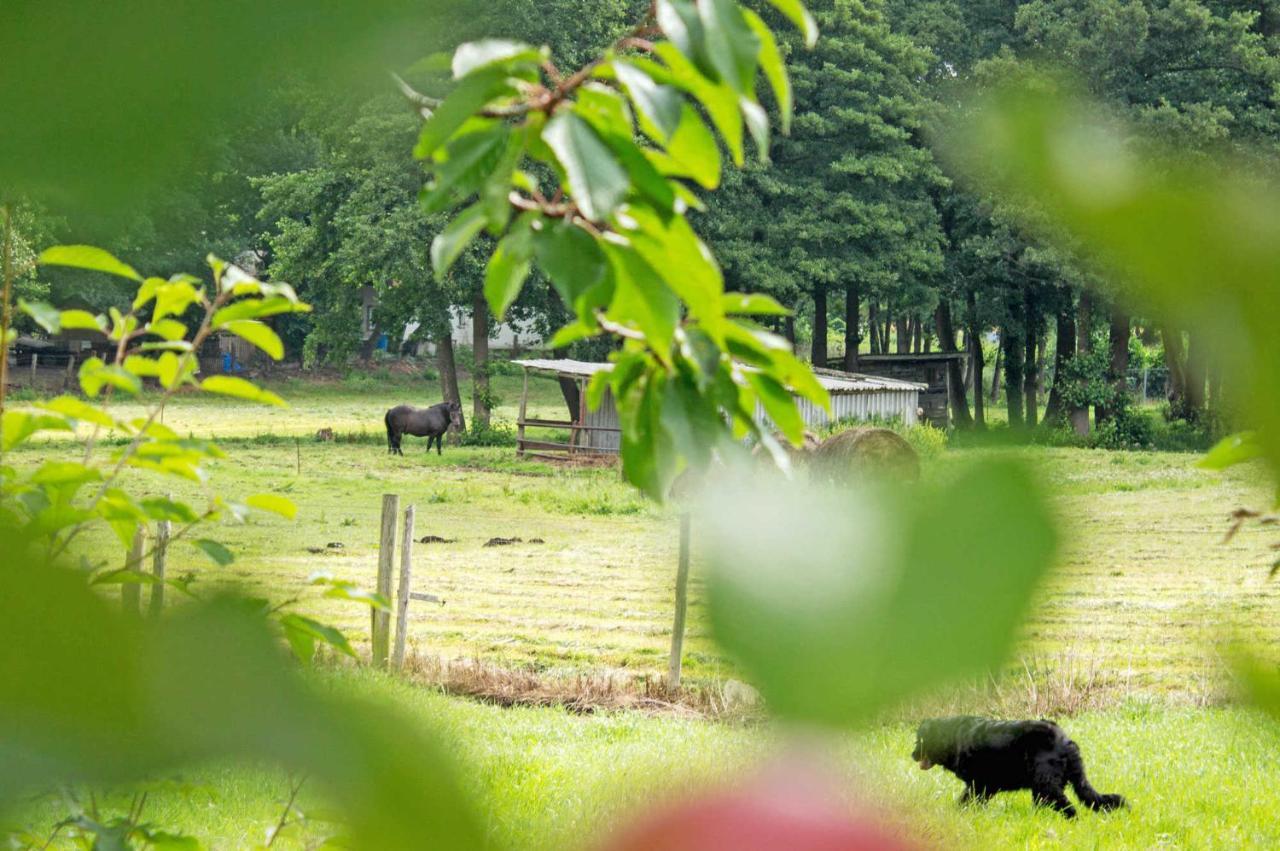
[811,427,919,483]
[751,430,821,463]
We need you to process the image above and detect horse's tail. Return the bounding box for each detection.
[384,409,395,450]
[1065,740,1125,811]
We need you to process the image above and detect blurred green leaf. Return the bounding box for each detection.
[704,460,1057,724]
[614,62,683,143]
[211,296,309,326]
[413,65,515,159]
[1200,432,1263,471]
[193,539,235,566]
[246,493,298,520]
[483,213,535,321]
[38,396,118,429]
[222,320,284,360]
[766,0,819,48]
[533,221,609,309]
[744,8,791,134]
[542,112,630,222]
[39,245,141,281]
[79,358,143,398]
[200,376,286,407]
[2,411,73,451]
[431,203,488,281]
[697,0,760,95]
[451,39,541,79]
[18,299,61,334]
[146,318,189,342]
[58,309,108,333]
[722,292,789,315]
[655,43,744,166]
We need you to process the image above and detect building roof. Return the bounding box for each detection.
[513,359,925,393]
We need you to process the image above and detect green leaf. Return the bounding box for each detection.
[622,206,724,327]
[431,203,488,281]
[483,215,535,320]
[91,568,158,587]
[211,296,309,326]
[419,122,511,215]
[573,96,676,214]
[655,0,708,68]
[30,460,101,486]
[654,43,744,166]
[603,244,681,358]
[614,61,683,143]
[38,396,118,428]
[723,292,789,315]
[548,320,599,349]
[38,245,142,281]
[413,65,515,159]
[246,493,298,520]
[746,371,804,443]
[658,104,721,189]
[18,299,61,333]
[144,318,186,342]
[740,96,769,162]
[697,0,760,94]
[222,320,284,360]
[542,112,630,222]
[152,280,202,322]
[2,411,74,450]
[704,460,1057,725]
[766,0,819,48]
[452,39,542,79]
[58,309,108,332]
[200,376,286,407]
[79,357,142,397]
[533,221,609,307]
[194,539,235,566]
[140,497,201,524]
[1200,431,1262,470]
[744,9,792,134]
[279,614,357,663]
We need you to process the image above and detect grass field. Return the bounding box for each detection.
[8,376,1280,849]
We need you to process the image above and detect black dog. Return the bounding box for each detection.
[912,716,1126,818]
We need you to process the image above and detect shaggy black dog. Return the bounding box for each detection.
[912,716,1126,818]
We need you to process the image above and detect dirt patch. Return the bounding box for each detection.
[418,535,457,544]
[484,536,522,547]
[401,654,762,720]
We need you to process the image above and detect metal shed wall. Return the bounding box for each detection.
[756,388,919,431]
[584,388,622,451]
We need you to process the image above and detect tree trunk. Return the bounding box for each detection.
[989,340,1002,404]
[1162,325,1189,419]
[912,316,923,353]
[783,313,796,346]
[1022,290,1038,428]
[935,301,973,428]
[436,332,465,443]
[1043,303,1075,425]
[1036,334,1048,396]
[551,346,582,422]
[869,302,881,354]
[811,283,828,366]
[882,310,892,356]
[1069,289,1093,435]
[967,290,985,429]
[1004,324,1025,430]
[1185,330,1208,418]
[842,282,860,372]
[1097,306,1130,424]
[895,316,910,354]
[471,290,490,428]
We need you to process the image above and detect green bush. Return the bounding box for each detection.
[460,421,516,447]
[900,422,949,462]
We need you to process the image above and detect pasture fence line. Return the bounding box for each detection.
[149,507,171,619]
[372,494,400,667]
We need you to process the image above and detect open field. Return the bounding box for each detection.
[10,378,1279,697]
[8,381,1280,849]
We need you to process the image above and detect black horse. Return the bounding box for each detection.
[385,402,463,456]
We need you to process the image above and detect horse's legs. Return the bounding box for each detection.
[436,433,443,455]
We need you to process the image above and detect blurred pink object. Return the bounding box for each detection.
[596,758,923,851]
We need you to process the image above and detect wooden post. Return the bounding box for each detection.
[64,354,76,391]
[517,368,528,457]
[123,526,145,616]
[372,494,399,667]
[149,515,171,618]
[667,513,692,690]
[30,352,37,386]
[393,504,416,671]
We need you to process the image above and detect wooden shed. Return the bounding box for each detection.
[513,358,925,460]
[830,353,964,428]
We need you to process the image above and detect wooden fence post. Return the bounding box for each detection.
[122,526,145,616]
[149,514,171,618]
[667,513,692,690]
[372,493,399,667]
[393,504,416,671]
[30,352,37,386]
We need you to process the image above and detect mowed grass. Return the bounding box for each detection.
[10,670,1280,849]
[12,382,1279,693]
[9,380,1280,849]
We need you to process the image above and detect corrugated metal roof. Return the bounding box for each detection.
[514,359,925,393]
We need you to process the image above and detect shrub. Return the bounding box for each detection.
[460,421,516,447]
